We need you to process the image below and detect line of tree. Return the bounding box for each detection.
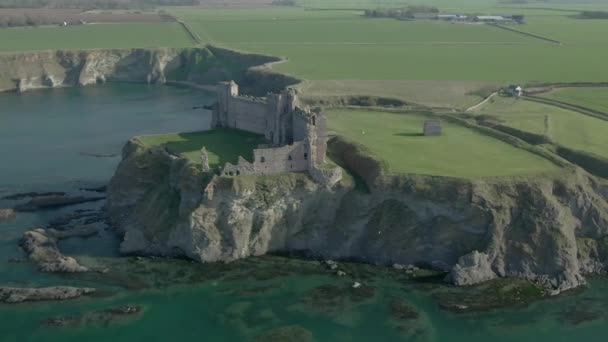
[579,11,608,19]
[364,5,439,19]
[0,14,67,27]
[0,0,199,10]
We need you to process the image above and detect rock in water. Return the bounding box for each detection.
[2,191,65,201]
[0,286,95,303]
[0,208,16,221]
[14,195,105,212]
[20,228,89,272]
[254,325,314,342]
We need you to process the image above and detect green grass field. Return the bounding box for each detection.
[171,7,608,84]
[475,96,608,158]
[326,109,559,178]
[138,129,266,167]
[541,87,608,114]
[517,16,608,44]
[0,22,193,52]
[298,80,501,109]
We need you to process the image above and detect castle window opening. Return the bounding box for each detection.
[236,170,241,175]
[261,156,266,163]
[312,116,316,126]
[304,153,308,160]
[288,155,292,161]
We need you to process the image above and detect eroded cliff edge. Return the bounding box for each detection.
[107,137,608,293]
[0,46,299,95]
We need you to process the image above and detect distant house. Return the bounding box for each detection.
[438,14,468,21]
[475,15,512,23]
[411,13,438,20]
[505,85,523,97]
[437,14,458,20]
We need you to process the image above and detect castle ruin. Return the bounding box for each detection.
[206,81,341,185]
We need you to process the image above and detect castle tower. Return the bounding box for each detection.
[211,80,239,129]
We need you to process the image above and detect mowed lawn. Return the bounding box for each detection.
[541,87,608,114]
[477,97,608,158]
[326,109,559,178]
[138,128,266,167]
[0,22,193,52]
[173,7,608,83]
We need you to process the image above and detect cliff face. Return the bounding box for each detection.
[108,138,608,292]
[0,46,300,94]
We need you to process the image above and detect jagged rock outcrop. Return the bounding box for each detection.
[20,228,93,272]
[0,286,95,304]
[448,251,497,286]
[107,137,608,293]
[0,46,299,95]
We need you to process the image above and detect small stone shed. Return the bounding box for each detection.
[423,120,442,136]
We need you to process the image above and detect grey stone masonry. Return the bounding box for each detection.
[423,120,442,136]
[209,81,337,183]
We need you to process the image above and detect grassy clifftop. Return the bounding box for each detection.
[137,129,266,168]
[326,108,561,179]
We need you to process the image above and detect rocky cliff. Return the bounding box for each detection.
[107,137,608,293]
[0,46,299,94]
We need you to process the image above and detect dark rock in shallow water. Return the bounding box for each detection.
[42,305,144,329]
[0,208,16,221]
[389,298,420,321]
[303,284,343,309]
[349,284,376,302]
[0,286,95,303]
[42,316,81,328]
[105,305,143,315]
[254,325,314,342]
[557,305,604,326]
[79,185,108,193]
[301,282,377,311]
[48,211,105,230]
[432,278,547,313]
[79,152,118,158]
[7,257,26,263]
[2,191,65,201]
[15,195,105,212]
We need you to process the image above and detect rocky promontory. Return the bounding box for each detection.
[20,228,92,273]
[106,137,608,293]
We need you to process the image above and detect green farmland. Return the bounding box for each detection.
[326,108,559,178]
[541,87,608,114]
[172,7,608,84]
[475,96,608,158]
[0,22,193,52]
[138,129,266,167]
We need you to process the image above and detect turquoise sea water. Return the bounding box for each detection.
[0,84,607,342]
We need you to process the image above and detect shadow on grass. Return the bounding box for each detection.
[162,129,267,167]
[394,132,424,137]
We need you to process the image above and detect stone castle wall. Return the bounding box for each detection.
[221,142,308,176]
[210,80,339,185]
[227,97,268,134]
